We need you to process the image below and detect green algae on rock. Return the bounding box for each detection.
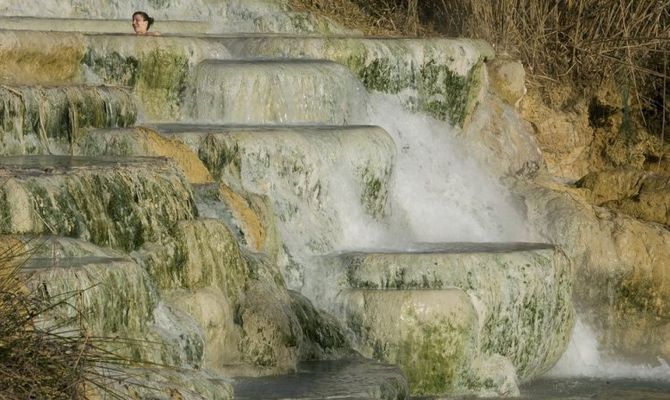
[81,34,230,121]
[220,36,493,126]
[340,288,521,396]
[0,85,136,155]
[0,157,197,252]
[361,165,391,219]
[138,219,250,303]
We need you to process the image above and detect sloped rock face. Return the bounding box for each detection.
[576,168,670,227]
[517,178,670,361]
[518,84,669,181]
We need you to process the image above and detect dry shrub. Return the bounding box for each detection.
[432,0,669,141]
[288,0,431,35]
[0,239,128,399]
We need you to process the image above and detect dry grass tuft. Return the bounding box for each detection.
[437,0,669,139]
[287,0,432,36]
[0,238,130,399]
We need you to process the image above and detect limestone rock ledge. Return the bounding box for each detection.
[0,156,197,252]
[517,177,670,361]
[328,243,573,396]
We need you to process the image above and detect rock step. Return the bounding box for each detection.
[0,16,209,34]
[0,155,196,252]
[18,244,206,369]
[148,123,395,252]
[83,33,491,124]
[0,0,350,35]
[340,242,558,289]
[325,243,574,396]
[189,59,367,125]
[144,123,395,183]
[0,84,136,155]
[79,124,395,254]
[231,359,408,400]
[22,255,156,334]
[1,30,492,125]
[216,35,493,125]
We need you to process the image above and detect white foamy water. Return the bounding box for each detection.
[363,93,535,244]
[299,93,538,311]
[549,318,670,381]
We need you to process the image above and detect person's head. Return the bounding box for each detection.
[132,11,154,34]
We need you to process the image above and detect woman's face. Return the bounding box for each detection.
[132,14,148,34]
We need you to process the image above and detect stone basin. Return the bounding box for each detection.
[324,242,573,396]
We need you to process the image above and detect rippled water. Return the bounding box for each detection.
[515,377,670,400]
[411,378,670,400]
[232,359,407,400]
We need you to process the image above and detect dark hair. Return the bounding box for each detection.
[132,11,154,30]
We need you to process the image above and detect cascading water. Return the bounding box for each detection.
[363,93,535,244]
[550,318,670,380]
[1,1,668,397]
[189,60,367,124]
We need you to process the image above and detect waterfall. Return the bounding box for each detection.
[364,93,536,245]
[296,93,539,307]
[549,317,670,380]
[7,1,650,395]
